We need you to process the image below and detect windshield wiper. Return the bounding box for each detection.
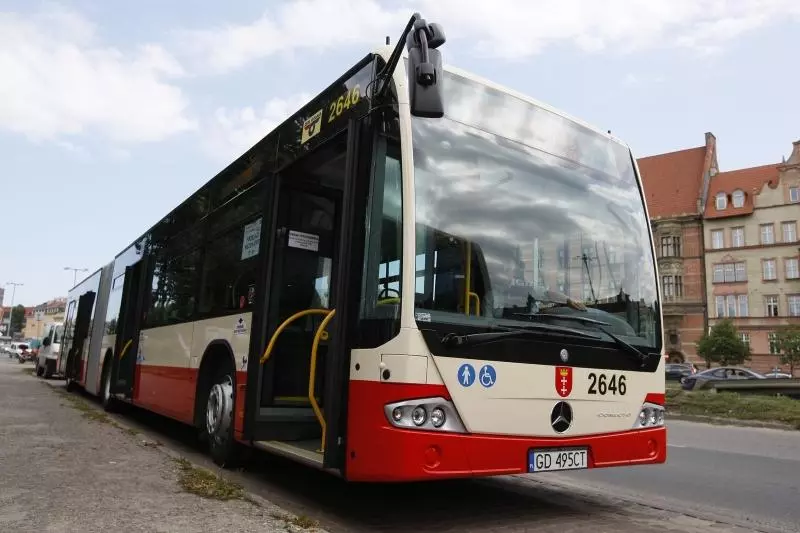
[513,312,651,367]
[441,323,601,349]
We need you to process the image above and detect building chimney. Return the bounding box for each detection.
[785,139,800,166]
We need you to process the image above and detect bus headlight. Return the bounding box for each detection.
[633,402,665,429]
[384,397,466,433]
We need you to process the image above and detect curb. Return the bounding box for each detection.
[666,412,796,431]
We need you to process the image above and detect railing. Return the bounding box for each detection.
[709,378,800,399]
[259,308,336,453]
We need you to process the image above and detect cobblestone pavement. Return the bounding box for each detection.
[4,359,771,533]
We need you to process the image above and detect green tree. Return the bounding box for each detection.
[696,319,751,368]
[10,305,25,336]
[775,325,800,376]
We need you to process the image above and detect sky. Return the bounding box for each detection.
[1,0,798,306]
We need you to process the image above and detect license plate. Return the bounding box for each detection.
[528,448,588,472]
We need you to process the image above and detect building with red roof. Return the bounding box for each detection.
[702,141,800,374]
[636,133,719,364]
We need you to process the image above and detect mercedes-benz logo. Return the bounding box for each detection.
[550,401,573,433]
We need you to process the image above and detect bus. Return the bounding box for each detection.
[54,14,666,482]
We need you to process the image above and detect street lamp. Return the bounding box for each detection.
[3,282,23,336]
[64,266,88,287]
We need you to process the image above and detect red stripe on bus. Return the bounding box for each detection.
[645,392,665,405]
[345,379,666,482]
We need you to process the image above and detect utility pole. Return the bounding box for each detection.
[64,266,87,287]
[3,282,23,336]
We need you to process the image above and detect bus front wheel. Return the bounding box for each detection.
[205,368,239,467]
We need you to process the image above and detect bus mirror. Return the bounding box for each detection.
[407,20,446,118]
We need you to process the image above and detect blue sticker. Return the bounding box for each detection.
[458,363,475,387]
[479,364,496,388]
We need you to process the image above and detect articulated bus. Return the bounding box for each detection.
[54,14,666,482]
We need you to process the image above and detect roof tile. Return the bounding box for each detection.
[703,164,780,219]
[637,147,708,218]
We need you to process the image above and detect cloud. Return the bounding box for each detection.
[0,8,196,144]
[201,93,313,161]
[177,0,800,72]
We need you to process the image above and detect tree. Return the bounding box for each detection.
[10,305,25,336]
[696,319,751,367]
[775,325,800,376]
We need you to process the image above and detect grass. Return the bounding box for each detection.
[173,457,246,501]
[270,512,320,530]
[665,385,800,429]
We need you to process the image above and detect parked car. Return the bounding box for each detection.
[681,366,765,391]
[8,342,32,362]
[665,362,698,381]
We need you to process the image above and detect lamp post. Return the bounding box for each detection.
[3,282,23,336]
[64,266,88,287]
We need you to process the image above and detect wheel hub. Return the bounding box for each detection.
[206,375,233,439]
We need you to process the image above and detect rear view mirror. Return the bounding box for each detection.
[407,19,446,118]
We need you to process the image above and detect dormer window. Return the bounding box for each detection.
[715,192,727,210]
[732,189,744,208]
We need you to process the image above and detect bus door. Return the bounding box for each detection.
[111,259,147,399]
[64,291,96,381]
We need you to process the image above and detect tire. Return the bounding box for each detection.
[100,361,117,412]
[65,353,77,392]
[204,366,242,468]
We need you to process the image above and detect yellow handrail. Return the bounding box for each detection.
[118,339,133,360]
[377,297,400,305]
[259,308,331,364]
[468,292,481,316]
[309,309,336,453]
[465,241,472,315]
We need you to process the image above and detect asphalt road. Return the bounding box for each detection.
[555,418,800,533]
[7,354,797,533]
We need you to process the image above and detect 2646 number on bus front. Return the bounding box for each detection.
[587,372,627,396]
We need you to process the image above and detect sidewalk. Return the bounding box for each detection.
[0,360,325,533]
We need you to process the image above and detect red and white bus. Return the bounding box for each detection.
[55,14,666,482]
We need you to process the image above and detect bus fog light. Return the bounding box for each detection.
[392,407,403,422]
[430,407,446,427]
[412,406,427,426]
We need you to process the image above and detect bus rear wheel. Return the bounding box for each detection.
[205,368,240,467]
[100,361,117,412]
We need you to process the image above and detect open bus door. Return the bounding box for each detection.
[110,259,147,399]
[64,291,96,382]
[252,118,372,472]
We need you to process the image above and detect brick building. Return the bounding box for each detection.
[702,140,800,374]
[637,133,718,363]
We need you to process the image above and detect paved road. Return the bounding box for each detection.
[0,359,319,532]
[18,358,793,533]
[555,418,800,533]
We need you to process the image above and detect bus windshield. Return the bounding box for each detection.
[411,70,660,351]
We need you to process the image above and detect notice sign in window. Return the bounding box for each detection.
[241,218,262,260]
[288,230,319,252]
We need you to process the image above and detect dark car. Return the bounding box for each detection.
[665,363,697,381]
[681,366,765,391]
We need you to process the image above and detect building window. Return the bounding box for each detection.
[765,295,779,317]
[760,224,774,244]
[731,227,745,247]
[660,236,681,257]
[789,295,800,317]
[768,332,779,354]
[782,221,797,243]
[726,295,737,317]
[732,189,745,208]
[737,294,749,317]
[785,258,799,279]
[715,295,725,317]
[662,275,683,300]
[762,259,776,280]
[713,261,746,283]
[711,229,724,249]
[790,186,799,203]
[740,332,750,347]
[715,192,727,210]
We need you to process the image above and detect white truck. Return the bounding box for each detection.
[36,322,64,378]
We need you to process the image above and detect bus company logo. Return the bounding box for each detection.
[301,109,323,144]
[550,401,572,433]
[555,366,572,397]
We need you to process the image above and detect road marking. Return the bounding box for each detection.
[668,444,687,448]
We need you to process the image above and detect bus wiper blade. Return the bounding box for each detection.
[441,324,600,349]
[515,312,650,367]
